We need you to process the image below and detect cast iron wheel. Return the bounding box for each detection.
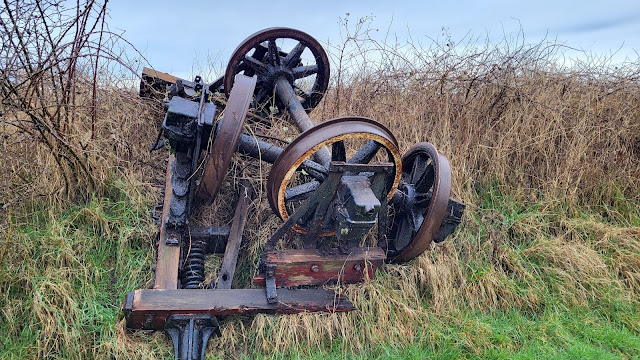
[266,116,403,235]
[195,74,257,204]
[223,27,330,113]
[386,142,451,262]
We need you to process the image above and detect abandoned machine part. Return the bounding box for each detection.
[223,27,330,114]
[386,142,459,262]
[266,116,403,234]
[195,74,257,204]
[127,26,466,360]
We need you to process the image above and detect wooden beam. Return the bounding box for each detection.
[153,155,180,289]
[215,180,253,289]
[123,288,355,330]
[142,67,180,84]
[253,247,386,287]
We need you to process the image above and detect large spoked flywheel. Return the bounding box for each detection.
[386,142,452,262]
[224,27,330,113]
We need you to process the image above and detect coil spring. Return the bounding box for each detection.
[181,240,206,289]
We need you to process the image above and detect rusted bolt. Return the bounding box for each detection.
[353,263,362,271]
[144,314,154,329]
[310,264,320,272]
[165,234,179,246]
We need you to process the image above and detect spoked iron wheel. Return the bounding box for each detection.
[386,142,451,262]
[266,117,403,236]
[223,27,330,113]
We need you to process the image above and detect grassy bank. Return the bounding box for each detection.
[1,182,638,359]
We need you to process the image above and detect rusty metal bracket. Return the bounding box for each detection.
[165,314,221,360]
[265,264,278,304]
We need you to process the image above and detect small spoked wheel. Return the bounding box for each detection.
[386,142,451,262]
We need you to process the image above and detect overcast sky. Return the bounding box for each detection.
[107,0,640,80]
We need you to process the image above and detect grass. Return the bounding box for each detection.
[1,13,640,360]
[1,177,639,359]
[5,182,638,359]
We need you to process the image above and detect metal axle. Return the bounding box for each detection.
[274,76,332,166]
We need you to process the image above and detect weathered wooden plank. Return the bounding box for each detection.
[153,155,180,289]
[215,180,253,289]
[139,67,180,99]
[253,247,386,287]
[142,67,180,85]
[123,288,355,330]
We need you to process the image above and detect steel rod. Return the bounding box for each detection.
[237,134,327,181]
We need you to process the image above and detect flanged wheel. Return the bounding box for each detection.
[266,116,403,235]
[224,27,330,113]
[386,142,452,262]
[195,74,257,204]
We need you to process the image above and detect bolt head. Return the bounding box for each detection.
[165,234,179,246]
[310,264,320,272]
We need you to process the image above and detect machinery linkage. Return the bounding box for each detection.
[123,27,465,360]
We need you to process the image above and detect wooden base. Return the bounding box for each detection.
[124,288,355,330]
[253,247,386,287]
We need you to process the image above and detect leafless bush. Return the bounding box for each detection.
[0,0,145,204]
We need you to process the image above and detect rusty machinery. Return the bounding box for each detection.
[124,28,465,360]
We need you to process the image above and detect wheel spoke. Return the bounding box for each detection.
[415,164,435,193]
[331,140,346,162]
[284,42,306,68]
[285,181,320,202]
[410,209,424,233]
[293,83,311,100]
[292,65,318,79]
[268,39,280,65]
[410,156,429,184]
[243,54,267,75]
[348,140,381,164]
[253,86,268,108]
[300,159,328,181]
[292,83,313,108]
[395,215,413,251]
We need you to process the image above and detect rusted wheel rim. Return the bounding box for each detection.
[224,27,330,112]
[267,116,403,234]
[387,142,451,262]
[195,74,257,204]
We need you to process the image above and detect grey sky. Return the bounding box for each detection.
[107,0,640,79]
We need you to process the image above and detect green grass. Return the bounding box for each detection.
[1,181,639,359]
[0,181,162,359]
[238,306,640,359]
